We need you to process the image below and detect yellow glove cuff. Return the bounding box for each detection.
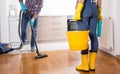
[98,8,102,20]
[98,8,102,14]
[76,3,84,12]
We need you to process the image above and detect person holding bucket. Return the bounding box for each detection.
[73,0,102,71]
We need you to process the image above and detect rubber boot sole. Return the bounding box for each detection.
[76,68,89,72]
[90,68,95,71]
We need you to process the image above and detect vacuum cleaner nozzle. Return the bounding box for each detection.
[35,53,48,59]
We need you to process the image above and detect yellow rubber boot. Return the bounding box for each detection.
[90,52,97,71]
[76,54,89,71]
[73,3,84,21]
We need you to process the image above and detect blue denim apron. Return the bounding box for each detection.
[76,0,98,54]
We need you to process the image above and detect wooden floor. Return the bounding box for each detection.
[0,50,120,74]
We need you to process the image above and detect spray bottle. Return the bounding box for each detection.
[97,20,102,37]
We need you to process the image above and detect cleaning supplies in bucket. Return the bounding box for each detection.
[67,19,89,51]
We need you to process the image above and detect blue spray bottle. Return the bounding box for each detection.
[97,20,102,37]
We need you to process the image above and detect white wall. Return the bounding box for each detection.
[7,0,76,16]
[0,0,1,42]
[101,0,120,56]
[0,10,1,42]
[40,0,76,16]
[0,0,9,43]
[102,0,115,17]
[114,1,120,55]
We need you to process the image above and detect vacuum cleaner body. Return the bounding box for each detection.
[0,43,14,54]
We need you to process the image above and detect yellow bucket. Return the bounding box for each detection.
[67,30,89,51]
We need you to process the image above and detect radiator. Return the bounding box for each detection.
[99,17,114,51]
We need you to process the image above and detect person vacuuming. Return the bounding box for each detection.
[19,0,41,52]
[19,0,48,58]
[73,0,102,71]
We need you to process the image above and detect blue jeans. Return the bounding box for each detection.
[21,12,38,48]
[76,0,98,54]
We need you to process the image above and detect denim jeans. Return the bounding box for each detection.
[21,12,38,48]
[76,0,98,54]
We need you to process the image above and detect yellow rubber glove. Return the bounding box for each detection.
[73,3,84,21]
[98,8,102,20]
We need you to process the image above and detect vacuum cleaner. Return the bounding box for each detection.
[0,10,48,59]
[0,10,24,54]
